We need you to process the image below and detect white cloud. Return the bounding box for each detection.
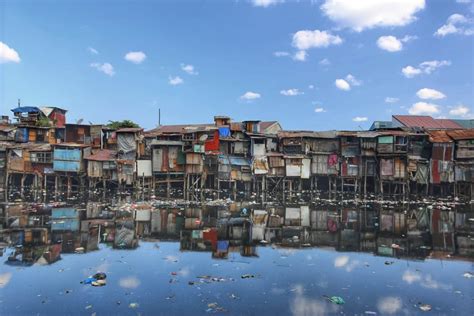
[240,91,261,100]
[345,74,361,86]
[124,51,147,64]
[449,105,471,117]
[308,84,315,89]
[88,47,98,54]
[385,97,399,103]
[456,0,471,3]
[280,88,303,96]
[409,102,440,115]
[419,60,451,74]
[90,62,115,76]
[416,88,446,100]
[402,60,451,78]
[377,296,402,315]
[335,79,350,91]
[353,116,368,122]
[0,42,21,63]
[252,0,283,7]
[293,50,307,61]
[321,0,425,32]
[335,74,360,91]
[402,65,422,78]
[334,79,351,91]
[377,35,402,52]
[168,76,184,85]
[292,29,342,50]
[319,58,330,66]
[181,64,198,75]
[274,51,290,57]
[435,13,474,37]
[314,107,326,113]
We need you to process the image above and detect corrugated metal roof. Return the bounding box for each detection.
[85,149,116,161]
[453,119,474,129]
[278,130,337,139]
[150,140,184,146]
[446,129,474,140]
[427,130,453,143]
[116,127,143,133]
[393,115,463,129]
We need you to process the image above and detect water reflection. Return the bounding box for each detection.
[1,201,473,265]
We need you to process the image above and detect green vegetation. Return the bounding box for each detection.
[107,120,140,129]
[36,117,51,127]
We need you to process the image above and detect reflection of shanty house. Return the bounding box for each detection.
[446,130,474,199]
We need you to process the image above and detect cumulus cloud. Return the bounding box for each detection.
[280,88,303,96]
[377,296,402,314]
[377,36,403,52]
[90,62,115,76]
[168,76,184,85]
[181,64,198,75]
[385,97,399,103]
[435,13,474,37]
[402,60,451,78]
[321,0,425,32]
[449,105,471,117]
[274,51,290,57]
[240,91,261,100]
[252,0,283,7]
[124,51,147,64]
[335,79,350,91]
[308,84,315,89]
[119,276,141,289]
[319,58,330,66]
[292,29,342,50]
[335,74,361,91]
[409,102,440,115]
[402,65,422,78]
[353,116,368,122]
[0,42,21,63]
[345,74,362,86]
[87,47,99,54]
[376,35,415,52]
[416,88,446,100]
[314,107,326,113]
[293,50,307,61]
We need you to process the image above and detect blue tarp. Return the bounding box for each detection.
[11,106,40,114]
[218,127,230,138]
[217,240,229,252]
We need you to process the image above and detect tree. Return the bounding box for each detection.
[107,120,140,129]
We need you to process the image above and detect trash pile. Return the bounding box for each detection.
[81,272,107,287]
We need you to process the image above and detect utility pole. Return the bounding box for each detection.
[158,108,161,126]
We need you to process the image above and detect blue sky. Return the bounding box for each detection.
[0,0,473,130]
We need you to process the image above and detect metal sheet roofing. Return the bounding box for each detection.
[393,115,463,129]
[85,149,116,161]
[278,130,337,139]
[446,129,474,140]
[427,130,453,143]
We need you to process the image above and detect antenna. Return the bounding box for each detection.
[17,99,21,107]
[158,108,161,126]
